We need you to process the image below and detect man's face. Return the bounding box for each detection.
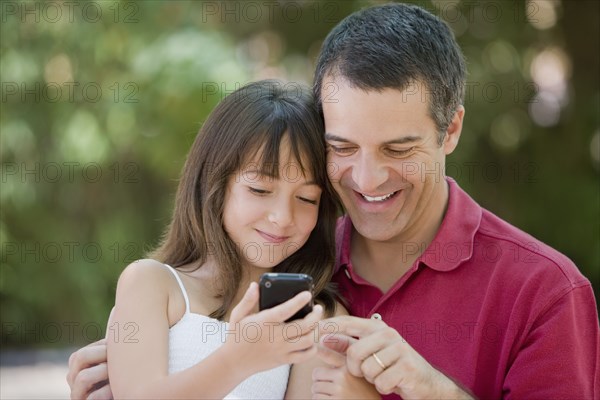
[322,77,463,243]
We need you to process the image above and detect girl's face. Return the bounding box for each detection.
[222,137,322,272]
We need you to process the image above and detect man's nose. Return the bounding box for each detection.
[351,153,389,194]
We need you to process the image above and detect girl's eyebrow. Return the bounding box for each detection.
[242,169,319,186]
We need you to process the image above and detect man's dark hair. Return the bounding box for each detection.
[314,3,466,144]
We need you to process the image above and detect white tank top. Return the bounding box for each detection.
[164,264,290,399]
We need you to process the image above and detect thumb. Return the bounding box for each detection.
[317,333,355,367]
[229,282,259,324]
[321,332,355,354]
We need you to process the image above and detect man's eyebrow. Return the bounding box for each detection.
[325,133,422,144]
[325,133,352,143]
[383,136,422,145]
[242,169,319,186]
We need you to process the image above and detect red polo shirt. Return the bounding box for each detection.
[333,178,599,399]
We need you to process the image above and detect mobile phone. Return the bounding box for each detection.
[259,273,314,322]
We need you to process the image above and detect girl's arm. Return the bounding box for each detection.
[108,260,322,399]
[107,260,247,399]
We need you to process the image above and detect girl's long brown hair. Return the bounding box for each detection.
[149,80,339,319]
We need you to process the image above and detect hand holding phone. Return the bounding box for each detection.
[259,273,314,322]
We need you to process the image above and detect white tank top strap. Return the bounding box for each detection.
[163,264,190,314]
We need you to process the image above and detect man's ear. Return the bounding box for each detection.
[443,105,465,155]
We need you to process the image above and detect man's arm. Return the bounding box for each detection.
[503,284,599,398]
[66,338,113,400]
[320,316,474,399]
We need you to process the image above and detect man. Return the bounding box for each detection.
[67,3,599,399]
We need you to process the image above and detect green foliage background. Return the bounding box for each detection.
[1,0,598,348]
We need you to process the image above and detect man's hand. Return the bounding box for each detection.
[66,338,113,400]
[319,316,473,399]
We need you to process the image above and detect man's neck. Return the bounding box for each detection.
[350,181,449,293]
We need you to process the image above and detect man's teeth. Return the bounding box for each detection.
[361,191,396,202]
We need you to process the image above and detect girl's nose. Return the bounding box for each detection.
[267,197,294,228]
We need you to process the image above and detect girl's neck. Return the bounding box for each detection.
[192,257,273,320]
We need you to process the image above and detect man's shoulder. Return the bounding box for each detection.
[476,207,588,288]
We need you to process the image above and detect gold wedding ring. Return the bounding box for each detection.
[372,352,386,370]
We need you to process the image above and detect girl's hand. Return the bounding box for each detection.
[227,282,323,374]
[312,365,381,400]
[311,333,380,400]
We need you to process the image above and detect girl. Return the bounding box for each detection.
[106,80,344,399]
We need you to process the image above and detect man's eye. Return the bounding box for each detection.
[248,187,270,195]
[329,145,356,155]
[386,147,413,157]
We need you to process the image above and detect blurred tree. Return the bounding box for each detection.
[1,0,598,348]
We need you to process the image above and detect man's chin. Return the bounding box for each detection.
[350,217,406,243]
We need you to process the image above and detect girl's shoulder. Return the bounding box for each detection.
[115,259,176,304]
[116,259,189,326]
[117,258,172,286]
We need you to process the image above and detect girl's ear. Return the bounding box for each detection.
[443,105,465,155]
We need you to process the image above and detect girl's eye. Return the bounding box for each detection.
[297,196,318,205]
[248,187,270,195]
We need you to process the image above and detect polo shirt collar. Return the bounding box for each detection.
[419,177,482,271]
[335,214,353,272]
[335,177,482,274]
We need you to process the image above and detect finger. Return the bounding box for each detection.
[229,282,259,325]
[67,341,108,388]
[312,366,334,382]
[345,340,381,378]
[289,327,320,353]
[349,327,404,370]
[287,341,318,364]
[373,362,405,395]
[321,333,355,354]
[339,330,390,378]
[319,316,385,338]
[312,381,334,397]
[317,333,356,368]
[360,344,397,383]
[285,304,323,340]
[347,341,394,380]
[259,290,312,323]
[71,363,108,400]
[317,346,346,368]
[86,381,113,400]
